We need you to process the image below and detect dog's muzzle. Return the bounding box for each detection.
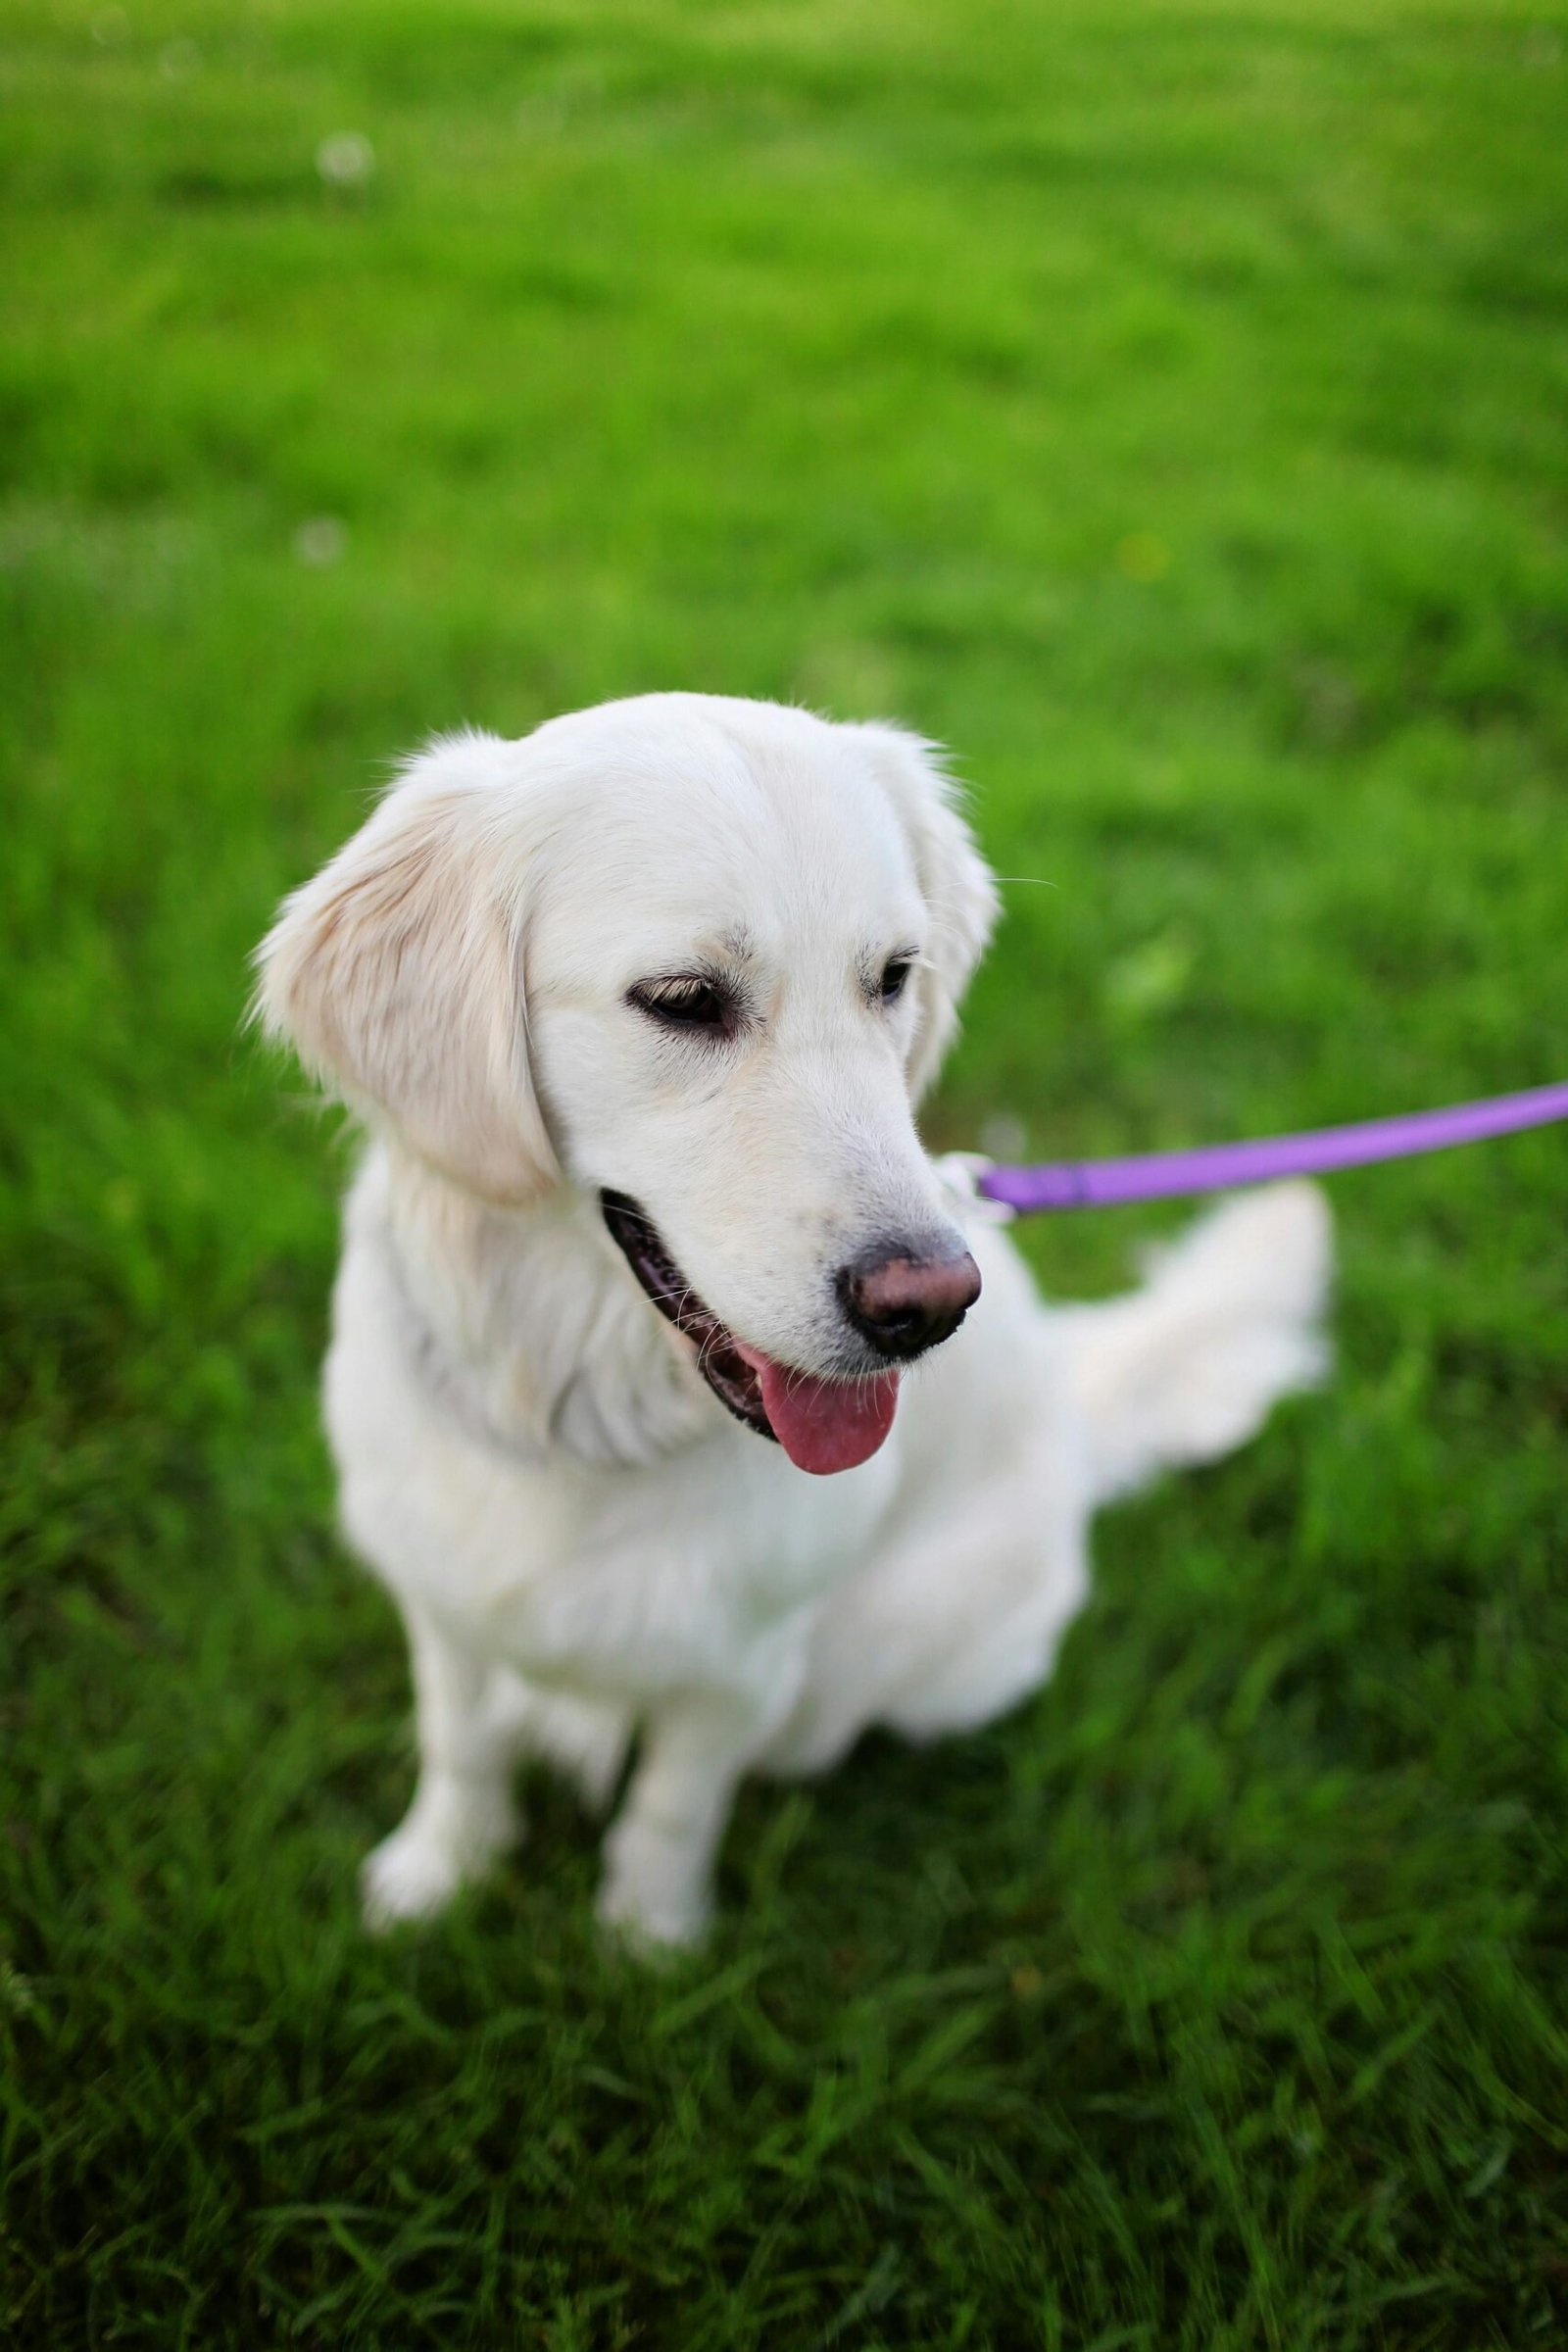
[600,1190,975,1475]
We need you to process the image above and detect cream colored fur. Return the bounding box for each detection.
[258,694,1331,1947]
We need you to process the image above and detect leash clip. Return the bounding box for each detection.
[934,1152,1015,1225]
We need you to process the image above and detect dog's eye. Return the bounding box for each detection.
[628,977,740,1039]
[879,956,913,1006]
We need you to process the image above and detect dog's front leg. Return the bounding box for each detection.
[361,1600,520,1930]
[598,1686,780,1950]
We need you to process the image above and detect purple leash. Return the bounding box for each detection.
[976,1080,1568,1215]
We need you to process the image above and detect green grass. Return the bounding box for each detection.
[4,0,1568,2341]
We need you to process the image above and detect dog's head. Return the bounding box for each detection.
[258,696,998,1472]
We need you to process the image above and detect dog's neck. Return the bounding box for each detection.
[357,1139,717,1469]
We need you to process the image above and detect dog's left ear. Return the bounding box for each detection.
[254,732,559,1204]
[853,724,1000,1100]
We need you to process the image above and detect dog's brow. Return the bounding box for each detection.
[858,940,920,990]
[717,924,755,962]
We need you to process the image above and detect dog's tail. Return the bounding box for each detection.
[1055,1180,1332,1508]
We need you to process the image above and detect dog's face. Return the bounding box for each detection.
[259,696,998,1472]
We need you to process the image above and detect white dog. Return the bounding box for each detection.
[258,695,1330,1947]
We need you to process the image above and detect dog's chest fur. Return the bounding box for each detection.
[326,1143,899,1694]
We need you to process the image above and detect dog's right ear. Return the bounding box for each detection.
[254,733,558,1204]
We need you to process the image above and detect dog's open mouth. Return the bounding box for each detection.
[600,1190,899,1476]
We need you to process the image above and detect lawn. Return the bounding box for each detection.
[3,0,1568,2342]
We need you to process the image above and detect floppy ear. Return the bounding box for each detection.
[254,732,559,1203]
[853,723,1000,1101]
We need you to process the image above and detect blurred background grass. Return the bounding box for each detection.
[3,1,1567,2344]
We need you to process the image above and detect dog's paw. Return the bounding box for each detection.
[596,1823,711,1953]
[360,1779,518,1932]
[361,1825,473,1931]
[595,1872,711,1955]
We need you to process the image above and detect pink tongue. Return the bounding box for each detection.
[735,1346,900,1475]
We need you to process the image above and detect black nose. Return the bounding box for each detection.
[838,1242,982,1361]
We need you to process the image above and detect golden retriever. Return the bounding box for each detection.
[258,695,1329,1946]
